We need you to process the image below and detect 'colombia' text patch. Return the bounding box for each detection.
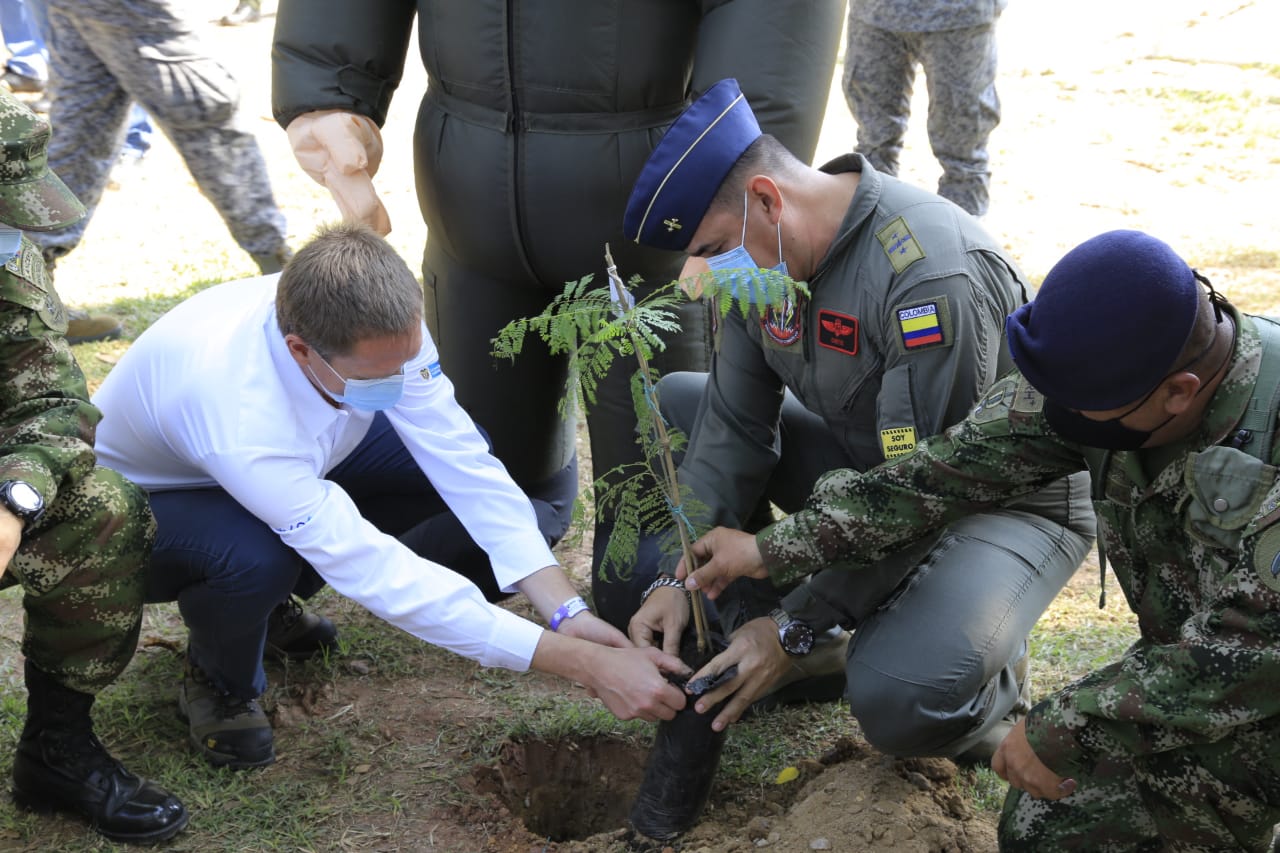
[895,296,952,353]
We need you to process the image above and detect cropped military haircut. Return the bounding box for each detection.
[275,222,422,358]
[709,134,803,213]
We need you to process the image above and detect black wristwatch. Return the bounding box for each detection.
[769,608,815,656]
[0,480,44,529]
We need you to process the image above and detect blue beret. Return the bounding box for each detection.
[623,78,761,251]
[1006,230,1200,411]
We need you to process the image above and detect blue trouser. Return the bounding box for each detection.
[142,414,558,700]
[1,0,47,81]
[656,371,1094,758]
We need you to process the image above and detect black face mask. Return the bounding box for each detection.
[1044,304,1232,451]
[1044,396,1173,450]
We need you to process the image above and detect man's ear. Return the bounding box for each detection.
[283,333,311,369]
[1162,372,1202,415]
[746,175,783,224]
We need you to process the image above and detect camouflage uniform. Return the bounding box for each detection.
[0,236,155,695]
[28,0,288,266]
[842,0,1005,216]
[759,306,1280,850]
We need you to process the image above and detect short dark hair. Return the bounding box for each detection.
[275,223,422,358]
[709,134,802,213]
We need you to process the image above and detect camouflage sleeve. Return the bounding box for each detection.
[1025,497,1280,777]
[757,372,1086,586]
[0,255,99,507]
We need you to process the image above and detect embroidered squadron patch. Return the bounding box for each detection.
[817,309,858,355]
[1253,525,1280,593]
[420,361,442,381]
[761,296,802,347]
[880,426,917,459]
[876,216,925,274]
[894,296,952,354]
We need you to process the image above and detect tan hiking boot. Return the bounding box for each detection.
[65,309,123,345]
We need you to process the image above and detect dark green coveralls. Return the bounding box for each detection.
[270,0,844,610]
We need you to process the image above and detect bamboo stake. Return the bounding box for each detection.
[604,244,709,654]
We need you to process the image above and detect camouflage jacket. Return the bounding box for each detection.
[760,306,1280,775]
[0,237,99,505]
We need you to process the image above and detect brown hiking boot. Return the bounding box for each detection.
[178,659,274,769]
[65,308,123,345]
[265,596,339,662]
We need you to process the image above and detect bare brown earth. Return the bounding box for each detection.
[2,1,1277,851]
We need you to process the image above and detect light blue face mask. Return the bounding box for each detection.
[704,191,788,304]
[308,352,406,411]
[0,226,23,265]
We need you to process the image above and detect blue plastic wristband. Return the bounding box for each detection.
[549,596,589,632]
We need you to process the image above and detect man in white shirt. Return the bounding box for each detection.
[93,223,690,769]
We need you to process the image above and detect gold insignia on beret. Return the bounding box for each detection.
[663,218,682,232]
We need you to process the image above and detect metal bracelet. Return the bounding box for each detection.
[640,575,687,605]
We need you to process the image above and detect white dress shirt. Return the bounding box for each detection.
[93,275,551,671]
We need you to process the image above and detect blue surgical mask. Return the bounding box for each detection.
[308,353,405,411]
[705,191,787,304]
[0,226,23,265]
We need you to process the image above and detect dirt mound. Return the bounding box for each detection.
[474,733,995,853]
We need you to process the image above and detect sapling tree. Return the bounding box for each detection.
[492,245,807,653]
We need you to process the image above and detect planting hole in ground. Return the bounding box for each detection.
[474,735,649,841]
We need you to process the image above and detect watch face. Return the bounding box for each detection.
[8,481,40,512]
[780,620,815,655]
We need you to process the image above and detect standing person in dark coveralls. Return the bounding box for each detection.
[842,0,1005,216]
[0,89,188,845]
[269,0,844,630]
[623,80,1094,762]
[676,230,1280,851]
[28,0,291,322]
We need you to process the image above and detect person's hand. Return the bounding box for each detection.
[286,110,391,235]
[683,617,790,731]
[0,508,20,581]
[678,256,711,298]
[991,717,1077,800]
[628,586,690,657]
[587,646,692,721]
[556,611,632,649]
[676,527,769,600]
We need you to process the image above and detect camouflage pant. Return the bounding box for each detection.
[32,0,287,262]
[0,466,154,695]
[841,18,1000,216]
[1001,674,1280,850]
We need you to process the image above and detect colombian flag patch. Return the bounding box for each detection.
[897,302,943,349]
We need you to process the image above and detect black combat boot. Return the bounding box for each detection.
[12,661,189,844]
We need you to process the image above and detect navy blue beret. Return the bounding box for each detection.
[623,78,762,251]
[1006,230,1199,411]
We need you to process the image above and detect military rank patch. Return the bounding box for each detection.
[760,296,802,348]
[817,309,858,355]
[894,296,952,354]
[1011,375,1046,414]
[420,361,442,381]
[880,426,917,459]
[1252,525,1280,593]
[876,216,925,274]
